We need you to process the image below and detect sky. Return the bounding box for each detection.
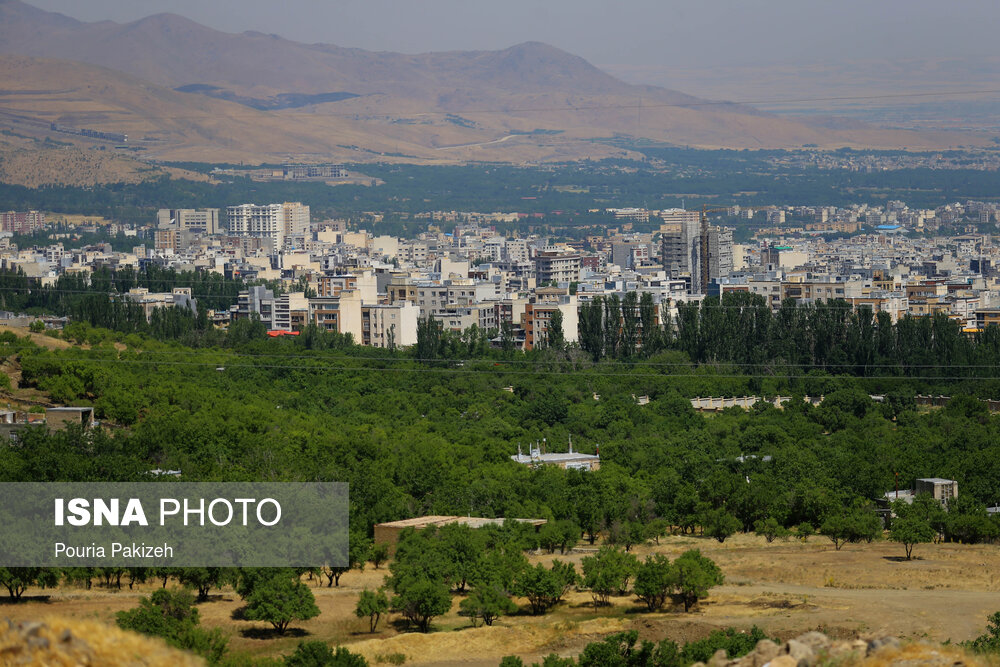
[24,0,1000,74]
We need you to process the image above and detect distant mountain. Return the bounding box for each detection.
[0,0,991,165]
[0,1,701,104]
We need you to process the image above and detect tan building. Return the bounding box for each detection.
[915,478,958,507]
[362,302,419,348]
[157,208,220,235]
[535,249,582,285]
[523,288,579,350]
[309,290,363,339]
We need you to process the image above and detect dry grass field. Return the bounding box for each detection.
[2,534,999,666]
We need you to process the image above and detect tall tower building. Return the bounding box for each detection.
[226,202,310,250]
[660,210,732,294]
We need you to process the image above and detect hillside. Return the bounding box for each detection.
[0,1,702,103]
[0,0,994,168]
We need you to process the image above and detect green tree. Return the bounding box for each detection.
[633,554,673,612]
[890,511,936,560]
[439,522,483,592]
[547,309,565,351]
[796,522,815,542]
[177,567,227,602]
[581,546,638,608]
[390,577,452,632]
[370,543,390,570]
[968,611,1000,654]
[355,589,389,633]
[513,563,565,615]
[244,574,321,634]
[890,495,944,560]
[459,584,518,627]
[284,641,369,667]
[820,504,882,550]
[0,567,58,600]
[753,517,788,543]
[116,588,228,664]
[671,549,724,612]
[703,508,741,543]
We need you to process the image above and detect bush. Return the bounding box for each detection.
[116,588,228,664]
[967,612,1000,654]
[244,574,320,634]
[283,641,369,666]
[682,626,772,664]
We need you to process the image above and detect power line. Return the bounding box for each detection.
[0,283,978,312]
[59,347,1000,371]
[15,352,1000,381]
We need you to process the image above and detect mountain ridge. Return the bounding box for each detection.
[0,1,993,164]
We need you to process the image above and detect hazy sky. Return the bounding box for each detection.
[24,0,1000,72]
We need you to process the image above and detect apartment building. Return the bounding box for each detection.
[121,287,197,321]
[523,288,579,350]
[362,302,419,348]
[535,249,582,285]
[157,208,220,235]
[226,202,310,250]
[309,290,363,339]
[0,211,45,234]
[660,211,732,294]
[269,292,310,331]
[433,304,497,333]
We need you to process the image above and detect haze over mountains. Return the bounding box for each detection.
[0,0,992,165]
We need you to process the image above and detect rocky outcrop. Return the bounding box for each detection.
[694,631,983,667]
[0,617,203,666]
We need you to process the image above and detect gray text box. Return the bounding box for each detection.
[0,483,348,567]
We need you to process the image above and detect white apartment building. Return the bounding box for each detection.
[364,302,419,348]
[226,202,310,250]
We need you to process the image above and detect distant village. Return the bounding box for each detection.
[3,198,1000,348]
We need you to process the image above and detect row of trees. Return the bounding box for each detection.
[577,290,1000,377]
[371,524,725,633]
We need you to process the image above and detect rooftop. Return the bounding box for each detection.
[510,452,599,464]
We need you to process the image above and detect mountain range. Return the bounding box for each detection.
[0,0,991,165]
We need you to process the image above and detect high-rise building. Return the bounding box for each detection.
[660,210,732,294]
[156,209,220,235]
[226,202,310,250]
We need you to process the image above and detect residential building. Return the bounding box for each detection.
[226,202,310,250]
[157,208,220,235]
[309,289,363,339]
[660,211,732,294]
[535,249,581,285]
[523,287,579,350]
[121,287,197,321]
[362,302,419,348]
[0,211,45,234]
[915,478,958,507]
